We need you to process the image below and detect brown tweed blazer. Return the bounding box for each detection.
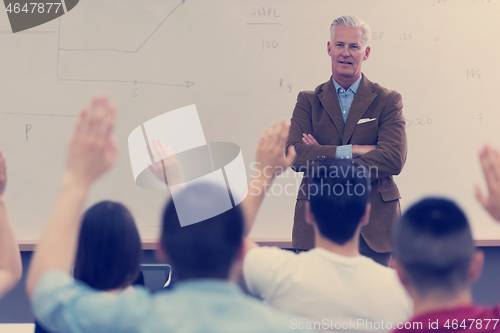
[286,74,407,252]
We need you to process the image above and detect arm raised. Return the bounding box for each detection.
[27,97,117,298]
[476,145,500,222]
[242,119,296,237]
[0,152,22,299]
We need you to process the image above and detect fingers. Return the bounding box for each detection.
[309,134,319,145]
[152,140,171,161]
[103,104,117,139]
[164,145,174,157]
[277,119,288,150]
[73,97,115,144]
[268,122,278,149]
[148,141,182,185]
[74,108,89,139]
[491,148,500,180]
[150,141,159,162]
[302,133,318,145]
[286,145,297,166]
[80,97,115,137]
[0,151,6,195]
[0,151,5,176]
[257,120,290,152]
[477,145,500,222]
[258,129,268,150]
[86,97,106,136]
[475,185,487,209]
[265,120,289,152]
[480,145,499,190]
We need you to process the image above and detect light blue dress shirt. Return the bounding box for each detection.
[332,75,362,160]
[33,270,316,333]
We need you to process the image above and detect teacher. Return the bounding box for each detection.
[286,15,407,265]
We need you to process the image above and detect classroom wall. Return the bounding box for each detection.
[1,0,500,244]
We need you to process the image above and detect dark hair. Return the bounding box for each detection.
[73,201,142,290]
[393,197,474,296]
[308,159,371,245]
[161,183,244,280]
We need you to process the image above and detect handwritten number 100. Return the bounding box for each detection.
[262,40,278,50]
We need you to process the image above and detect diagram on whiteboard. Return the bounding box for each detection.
[57,0,194,89]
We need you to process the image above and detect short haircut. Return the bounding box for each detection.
[73,201,142,290]
[394,198,474,297]
[308,159,371,245]
[330,15,371,46]
[161,183,244,280]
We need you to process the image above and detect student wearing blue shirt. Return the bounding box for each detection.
[26,97,314,333]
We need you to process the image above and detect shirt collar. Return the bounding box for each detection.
[332,74,363,94]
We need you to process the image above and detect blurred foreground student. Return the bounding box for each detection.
[391,198,499,333]
[390,146,500,332]
[27,97,315,332]
[34,200,143,333]
[240,122,411,333]
[0,152,22,300]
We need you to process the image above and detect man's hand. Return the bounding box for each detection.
[476,145,500,222]
[65,97,117,188]
[255,120,297,179]
[302,133,319,145]
[302,136,376,159]
[352,144,377,158]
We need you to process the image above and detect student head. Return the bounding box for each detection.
[73,201,142,291]
[159,183,244,280]
[393,198,484,300]
[305,159,371,245]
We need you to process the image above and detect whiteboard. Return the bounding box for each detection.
[1,0,499,244]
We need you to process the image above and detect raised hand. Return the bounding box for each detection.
[65,97,117,187]
[0,152,22,300]
[256,120,297,179]
[476,145,500,222]
[27,96,118,297]
[242,120,296,235]
[149,140,185,189]
[0,151,6,197]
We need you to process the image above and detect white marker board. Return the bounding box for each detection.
[0,0,499,244]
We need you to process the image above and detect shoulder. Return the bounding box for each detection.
[243,247,298,298]
[244,247,297,272]
[359,257,401,279]
[34,271,154,332]
[297,79,330,100]
[363,75,402,103]
[356,257,409,296]
[356,258,413,312]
